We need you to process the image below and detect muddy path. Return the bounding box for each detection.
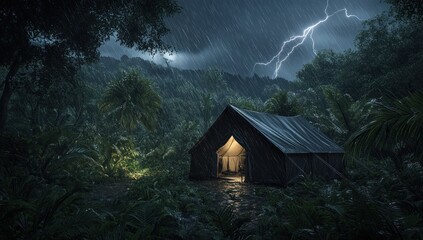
[194,178,279,218]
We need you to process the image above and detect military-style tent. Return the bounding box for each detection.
[189,105,345,185]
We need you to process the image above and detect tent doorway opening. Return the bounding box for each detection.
[217,136,246,182]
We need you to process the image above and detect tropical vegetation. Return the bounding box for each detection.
[1,0,423,239]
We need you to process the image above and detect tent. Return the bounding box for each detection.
[189,105,345,185]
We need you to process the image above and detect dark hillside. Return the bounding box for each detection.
[80,56,293,100]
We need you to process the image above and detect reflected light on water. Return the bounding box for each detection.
[198,178,270,217]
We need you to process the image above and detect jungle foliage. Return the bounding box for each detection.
[1,0,423,239]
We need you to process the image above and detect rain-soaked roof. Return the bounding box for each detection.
[230,105,344,154]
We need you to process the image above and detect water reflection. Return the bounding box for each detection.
[197,178,273,218]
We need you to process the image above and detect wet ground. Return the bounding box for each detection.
[196,178,278,218]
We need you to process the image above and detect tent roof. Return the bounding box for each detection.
[230,105,344,154]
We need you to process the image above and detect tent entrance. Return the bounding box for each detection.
[216,136,246,178]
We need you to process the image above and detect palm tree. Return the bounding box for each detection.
[99,70,161,132]
[265,90,299,116]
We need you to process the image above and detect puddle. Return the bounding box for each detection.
[195,179,277,218]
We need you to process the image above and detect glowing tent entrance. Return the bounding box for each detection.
[217,136,246,176]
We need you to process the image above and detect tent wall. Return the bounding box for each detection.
[285,154,309,184]
[189,147,217,180]
[246,143,286,184]
[311,153,344,179]
[285,153,345,184]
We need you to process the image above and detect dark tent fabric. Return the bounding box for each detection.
[189,105,345,185]
[232,106,344,154]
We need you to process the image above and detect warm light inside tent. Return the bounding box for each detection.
[217,136,246,173]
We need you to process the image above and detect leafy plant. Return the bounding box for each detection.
[265,90,300,116]
[99,70,162,132]
[322,86,373,143]
[209,205,251,239]
[348,91,423,164]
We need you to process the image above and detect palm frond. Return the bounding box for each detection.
[99,70,162,132]
[348,90,423,157]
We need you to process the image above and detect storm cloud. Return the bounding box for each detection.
[99,0,388,80]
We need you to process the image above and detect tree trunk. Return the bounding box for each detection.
[0,59,20,134]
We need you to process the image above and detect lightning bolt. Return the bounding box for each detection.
[252,0,362,79]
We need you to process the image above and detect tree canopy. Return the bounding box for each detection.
[0,0,180,132]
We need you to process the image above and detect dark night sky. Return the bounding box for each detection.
[99,0,388,80]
